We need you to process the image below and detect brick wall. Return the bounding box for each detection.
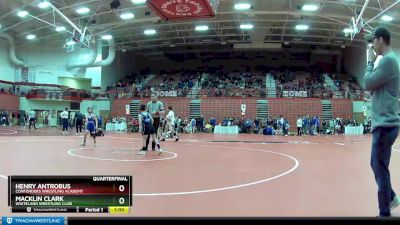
[268,98,322,131]
[331,99,353,120]
[112,98,354,131]
[201,98,259,122]
[0,93,20,111]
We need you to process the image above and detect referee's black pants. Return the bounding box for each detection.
[147,117,160,150]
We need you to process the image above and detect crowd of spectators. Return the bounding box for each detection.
[200,72,265,98]
[167,115,371,136]
[275,71,333,99]
[1,69,368,101]
[106,72,149,91]
[0,87,14,95]
[67,88,91,98]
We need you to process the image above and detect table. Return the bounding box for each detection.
[106,122,127,131]
[214,125,239,134]
[345,126,364,135]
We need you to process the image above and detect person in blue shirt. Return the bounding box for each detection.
[222,117,228,126]
[302,116,308,135]
[263,125,275,135]
[283,118,289,136]
[315,116,320,134]
[137,104,161,156]
[310,116,316,135]
[210,117,216,132]
[97,115,103,130]
[81,107,98,147]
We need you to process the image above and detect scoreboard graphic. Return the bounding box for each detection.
[8,176,132,214]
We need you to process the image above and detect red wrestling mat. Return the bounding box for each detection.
[147,0,217,20]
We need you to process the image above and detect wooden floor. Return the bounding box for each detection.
[1,126,400,217]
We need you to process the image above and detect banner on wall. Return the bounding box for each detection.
[241,104,246,116]
[155,90,178,97]
[282,90,308,98]
[126,105,130,115]
[21,67,29,82]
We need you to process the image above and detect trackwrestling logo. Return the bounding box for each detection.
[2,217,64,225]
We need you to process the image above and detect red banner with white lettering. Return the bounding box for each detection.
[147,0,216,20]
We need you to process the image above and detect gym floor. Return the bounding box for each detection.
[0,126,399,217]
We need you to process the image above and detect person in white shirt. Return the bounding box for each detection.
[161,106,179,141]
[60,108,69,135]
[296,115,303,136]
[28,110,36,130]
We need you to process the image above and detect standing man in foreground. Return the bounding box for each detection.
[147,93,165,151]
[364,27,400,217]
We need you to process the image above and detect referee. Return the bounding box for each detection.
[60,108,69,135]
[364,27,400,217]
[146,93,165,151]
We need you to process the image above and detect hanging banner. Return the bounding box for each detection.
[21,67,29,82]
[282,90,308,98]
[147,0,216,20]
[126,105,130,115]
[155,90,177,97]
[241,104,246,116]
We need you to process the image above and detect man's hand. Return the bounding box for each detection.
[367,47,376,63]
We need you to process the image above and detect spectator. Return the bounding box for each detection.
[190,117,196,133]
[296,116,303,136]
[283,118,290,136]
[263,125,275,135]
[209,117,216,132]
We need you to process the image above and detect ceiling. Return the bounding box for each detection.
[1,0,399,51]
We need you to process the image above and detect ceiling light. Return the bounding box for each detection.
[144,29,156,35]
[302,4,319,11]
[195,25,209,31]
[234,3,251,10]
[368,43,373,47]
[381,15,393,22]
[38,1,50,9]
[17,11,29,18]
[240,24,254,30]
[26,34,36,40]
[343,28,354,33]
[76,7,90,14]
[120,12,134,20]
[131,0,147,4]
[295,24,309,30]
[55,26,66,32]
[101,34,113,40]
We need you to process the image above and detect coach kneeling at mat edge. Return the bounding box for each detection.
[147,93,165,151]
[364,26,400,217]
